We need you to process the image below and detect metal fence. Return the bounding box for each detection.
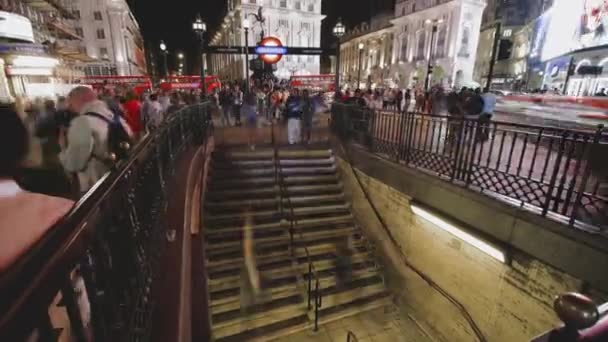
[331,104,608,233]
[0,103,212,341]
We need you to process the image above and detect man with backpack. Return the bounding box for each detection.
[60,86,133,194]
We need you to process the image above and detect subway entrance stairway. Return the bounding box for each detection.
[203,146,392,341]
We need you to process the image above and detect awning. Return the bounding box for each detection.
[54,46,97,62]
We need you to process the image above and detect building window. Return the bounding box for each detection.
[301,22,310,31]
[280,0,287,8]
[100,47,108,57]
[308,3,314,11]
[416,31,426,60]
[295,1,301,10]
[249,0,256,3]
[412,3,416,12]
[96,28,105,39]
[279,19,289,28]
[94,11,102,20]
[402,6,406,16]
[75,27,83,37]
[400,33,408,61]
[72,10,80,19]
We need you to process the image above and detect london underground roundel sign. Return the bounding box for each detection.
[256,36,286,64]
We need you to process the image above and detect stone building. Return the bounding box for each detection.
[209,0,325,81]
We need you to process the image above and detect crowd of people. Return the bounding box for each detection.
[335,85,497,142]
[211,81,326,148]
[0,86,206,271]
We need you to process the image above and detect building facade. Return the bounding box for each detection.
[73,0,146,76]
[0,0,88,100]
[339,13,395,89]
[389,0,486,89]
[209,0,325,81]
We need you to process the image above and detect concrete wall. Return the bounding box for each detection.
[336,154,607,342]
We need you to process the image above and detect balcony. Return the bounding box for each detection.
[46,18,82,40]
[22,0,76,19]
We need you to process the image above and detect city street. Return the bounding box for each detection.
[495,99,608,130]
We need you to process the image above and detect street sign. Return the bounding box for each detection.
[204,45,335,56]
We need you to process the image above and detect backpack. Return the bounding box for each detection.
[85,112,133,162]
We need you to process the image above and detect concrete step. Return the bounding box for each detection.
[208,263,298,292]
[277,150,332,159]
[206,186,277,201]
[283,175,340,186]
[212,302,308,341]
[280,166,337,176]
[208,177,277,190]
[290,204,350,217]
[279,157,335,167]
[214,150,274,160]
[206,225,356,253]
[283,194,345,206]
[211,167,276,177]
[205,198,279,213]
[285,183,343,196]
[205,210,281,225]
[210,266,380,316]
[212,159,274,169]
[205,221,286,240]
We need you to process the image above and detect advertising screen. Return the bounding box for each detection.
[536,0,608,61]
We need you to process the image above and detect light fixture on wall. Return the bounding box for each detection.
[410,203,507,264]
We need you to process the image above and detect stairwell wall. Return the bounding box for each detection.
[335,153,607,342]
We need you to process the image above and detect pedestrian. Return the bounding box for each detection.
[301,89,315,144]
[146,94,164,131]
[404,88,412,112]
[335,236,353,289]
[233,84,243,126]
[167,92,185,114]
[60,86,133,194]
[0,104,74,271]
[123,91,143,139]
[479,90,497,142]
[241,92,258,150]
[396,89,404,112]
[219,84,233,127]
[159,91,171,112]
[285,88,302,144]
[430,87,446,115]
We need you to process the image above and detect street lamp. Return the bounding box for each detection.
[424,18,443,91]
[357,42,364,90]
[178,52,184,60]
[192,13,207,98]
[243,18,251,93]
[160,40,168,79]
[332,17,346,96]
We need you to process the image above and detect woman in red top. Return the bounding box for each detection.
[123,91,143,138]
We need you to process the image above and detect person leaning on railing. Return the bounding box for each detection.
[0,105,74,272]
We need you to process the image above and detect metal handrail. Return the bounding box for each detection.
[270,124,323,331]
[346,330,359,342]
[0,103,212,341]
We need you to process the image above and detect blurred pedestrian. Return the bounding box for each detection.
[404,88,412,112]
[123,91,143,139]
[301,89,315,144]
[146,94,164,131]
[60,86,133,194]
[0,105,74,271]
[242,92,258,150]
[233,84,243,126]
[219,84,233,127]
[285,88,302,144]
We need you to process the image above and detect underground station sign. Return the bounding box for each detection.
[204,36,333,58]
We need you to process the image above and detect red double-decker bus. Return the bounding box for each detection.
[290,75,335,93]
[159,75,221,93]
[80,76,152,95]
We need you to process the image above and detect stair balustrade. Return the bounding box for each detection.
[531,293,607,341]
[346,330,360,342]
[0,103,213,341]
[271,123,323,332]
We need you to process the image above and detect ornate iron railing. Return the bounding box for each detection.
[331,104,608,233]
[0,103,212,341]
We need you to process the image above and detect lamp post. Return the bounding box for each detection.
[192,13,207,98]
[160,40,169,80]
[332,18,346,96]
[357,42,364,90]
[424,18,443,91]
[243,18,251,93]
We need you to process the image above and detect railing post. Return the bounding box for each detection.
[569,125,604,226]
[307,262,312,310]
[542,130,569,217]
[60,274,88,342]
[314,277,320,332]
[450,117,467,182]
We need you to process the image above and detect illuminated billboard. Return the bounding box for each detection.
[534,0,608,62]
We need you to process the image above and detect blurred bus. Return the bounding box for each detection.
[80,76,152,95]
[159,75,221,93]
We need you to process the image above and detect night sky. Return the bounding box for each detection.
[129,0,393,74]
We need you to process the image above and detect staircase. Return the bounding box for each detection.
[203,147,392,341]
